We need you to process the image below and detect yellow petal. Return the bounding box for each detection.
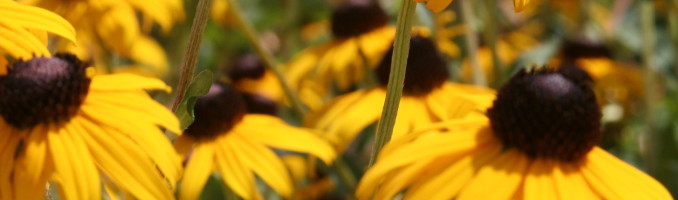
[128,36,169,76]
[404,142,502,199]
[239,114,336,164]
[0,24,50,58]
[96,4,140,54]
[0,1,76,43]
[523,159,558,200]
[579,147,672,200]
[76,116,174,199]
[357,128,492,197]
[89,73,171,92]
[180,143,215,200]
[423,0,454,12]
[13,125,53,200]
[552,162,599,199]
[318,89,385,151]
[48,122,101,199]
[214,136,260,200]
[231,134,293,198]
[457,150,529,200]
[514,0,530,12]
[0,125,21,200]
[175,135,196,159]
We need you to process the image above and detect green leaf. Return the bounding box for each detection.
[175,70,214,130]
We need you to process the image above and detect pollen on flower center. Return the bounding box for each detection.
[377,35,449,96]
[331,0,388,38]
[487,65,602,162]
[0,53,92,129]
[184,83,247,139]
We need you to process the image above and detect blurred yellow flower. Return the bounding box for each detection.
[306,35,495,152]
[175,83,335,200]
[357,67,672,199]
[0,54,181,199]
[21,0,183,76]
[415,0,530,12]
[0,1,76,73]
[285,0,394,110]
[434,11,465,58]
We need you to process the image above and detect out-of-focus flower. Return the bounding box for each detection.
[434,10,465,58]
[0,53,181,199]
[0,1,76,73]
[415,0,530,12]
[174,83,335,200]
[226,54,284,104]
[20,0,183,76]
[306,35,495,152]
[285,0,395,110]
[357,66,672,199]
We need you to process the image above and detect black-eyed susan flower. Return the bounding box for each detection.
[0,1,75,73]
[415,0,530,12]
[306,34,495,153]
[285,0,395,110]
[21,0,184,76]
[357,65,672,199]
[226,53,284,106]
[174,83,335,200]
[0,53,181,199]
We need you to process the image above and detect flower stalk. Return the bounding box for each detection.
[226,0,308,117]
[368,0,417,167]
[171,0,213,111]
[640,0,659,175]
[483,0,502,88]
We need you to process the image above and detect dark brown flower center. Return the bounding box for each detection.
[184,83,247,139]
[0,53,92,129]
[377,35,449,96]
[226,53,266,82]
[487,65,601,162]
[331,0,388,38]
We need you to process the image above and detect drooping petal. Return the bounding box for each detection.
[523,159,558,200]
[12,125,53,200]
[239,114,336,164]
[213,135,260,200]
[579,147,672,200]
[77,116,174,199]
[48,122,101,199]
[0,1,76,43]
[179,142,215,200]
[231,134,293,198]
[89,73,171,92]
[0,122,21,200]
[457,150,530,200]
[552,162,599,199]
[404,141,502,199]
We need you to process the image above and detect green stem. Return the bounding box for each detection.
[368,0,417,167]
[483,0,502,88]
[332,157,357,192]
[460,0,487,86]
[669,0,678,79]
[640,0,659,175]
[170,0,213,111]
[226,0,308,117]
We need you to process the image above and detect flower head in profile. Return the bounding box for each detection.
[306,34,495,153]
[357,65,672,199]
[174,83,335,200]
[285,0,395,110]
[0,53,182,199]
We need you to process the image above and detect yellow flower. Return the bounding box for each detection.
[0,1,76,72]
[415,0,530,12]
[285,0,395,110]
[227,54,284,103]
[357,67,672,199]
[174,83,335,200]
[434,11,465,58]
[0,53,181,199]
[306,35,495,152]
[21,0,183,76]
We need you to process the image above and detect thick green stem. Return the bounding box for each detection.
[368,0,417,167]
[640,0,659,175]
[226,0,308,117]
[171,0,213,111]
[483,0,502,88]
[460,0,487,86]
